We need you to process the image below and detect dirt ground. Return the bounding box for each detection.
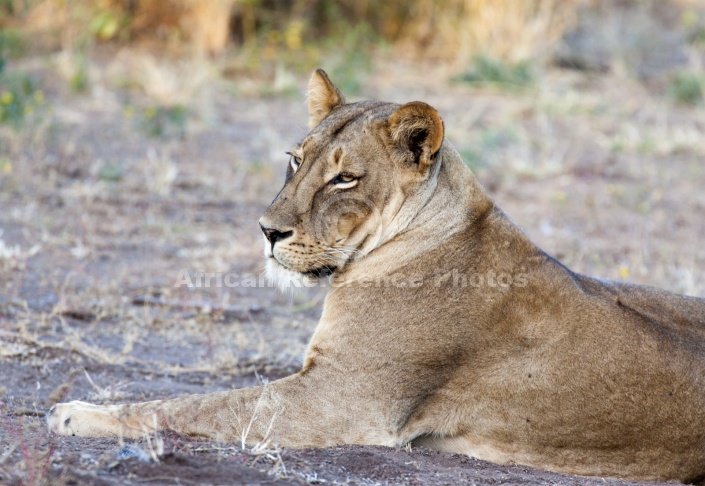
[1,45,704,485]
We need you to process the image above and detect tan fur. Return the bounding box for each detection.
[49,71,705,483]
[307,69,346,129]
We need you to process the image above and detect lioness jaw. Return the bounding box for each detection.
[49,70,705,483]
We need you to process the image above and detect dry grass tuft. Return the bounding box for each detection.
[107,49,216,107]
[397,0,583,63]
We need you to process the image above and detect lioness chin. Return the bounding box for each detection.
[48,69,705,483]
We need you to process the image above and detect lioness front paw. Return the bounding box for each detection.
[47,400,139,438]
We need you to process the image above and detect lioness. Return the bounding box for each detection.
[49,70,705,482]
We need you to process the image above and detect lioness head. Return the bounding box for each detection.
[259,69,444,288]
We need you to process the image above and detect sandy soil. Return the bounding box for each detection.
[1,47,704,484]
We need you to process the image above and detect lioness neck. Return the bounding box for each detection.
[339,143,496,280]
[404,142,494,239]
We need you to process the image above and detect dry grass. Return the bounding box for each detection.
[117,0,234,54]
[394,0,583,62]
[4,0,233,53]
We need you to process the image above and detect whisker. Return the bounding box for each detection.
[324,245,364,257]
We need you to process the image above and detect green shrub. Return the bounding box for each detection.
[668,72,704,106]
[453,56,534,90]
[0,74,43,127]
[98,161,124,182]
[0,29,23,75]
[323,24,377,95]
[138,105,187,138]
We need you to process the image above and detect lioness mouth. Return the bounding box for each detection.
[303,266,336,278]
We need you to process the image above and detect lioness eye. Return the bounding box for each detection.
[331,173,358,188]
[288,154,301,172]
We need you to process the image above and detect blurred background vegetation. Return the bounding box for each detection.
[0,0,581,101]
[0,0,704,113]
[1,0,704,106]
[1,0,580,59]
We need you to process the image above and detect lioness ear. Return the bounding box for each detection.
[308,69,346,129]
[388,101,444,174]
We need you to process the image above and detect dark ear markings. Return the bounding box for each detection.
[388,101,444,173]
[409,129,429,164]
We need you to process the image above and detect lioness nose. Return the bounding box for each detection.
[259,223,293,246]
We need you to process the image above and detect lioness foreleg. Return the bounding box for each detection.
[48,374,391,447]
